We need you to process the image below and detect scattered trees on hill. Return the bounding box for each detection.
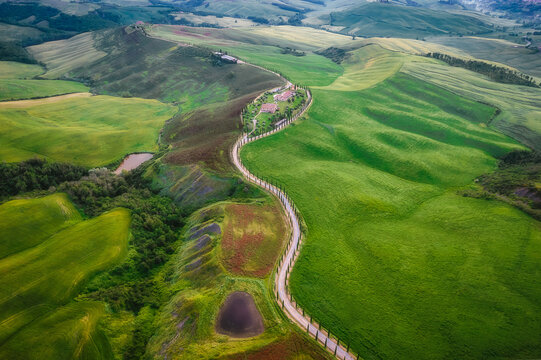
[427,52,539,87]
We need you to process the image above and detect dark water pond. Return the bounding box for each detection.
[215,291,264,338]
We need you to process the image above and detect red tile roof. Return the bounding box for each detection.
[261,103,279,113]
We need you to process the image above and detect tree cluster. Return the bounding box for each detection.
[280,47,306,56]
[59,168,185,275]
[427,52,539,88]
[0,158,87,198]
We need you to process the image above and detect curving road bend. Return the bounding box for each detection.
[231,88,357,360]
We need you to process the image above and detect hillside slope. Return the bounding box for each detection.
[328,2,494,38]
[241,44,541,359]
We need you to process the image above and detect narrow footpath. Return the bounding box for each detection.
[231,79,358,360]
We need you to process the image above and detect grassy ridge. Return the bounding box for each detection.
[223,44,342,87]
[0,196,130,351]
[241,72,541,358]
[0,95,176,166]
[0,193,81,258]
[151,25,344,87]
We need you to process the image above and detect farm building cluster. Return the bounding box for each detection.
[260,89,296,113]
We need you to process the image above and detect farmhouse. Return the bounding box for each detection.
[261,103,278,113]
[221,55,238,63]
[274,90,295,102]
[214,52,238,63]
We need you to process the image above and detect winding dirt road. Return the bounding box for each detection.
[231,86,358,360]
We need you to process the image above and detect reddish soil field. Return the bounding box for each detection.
[221,202,286,277]
[221,332,330,360]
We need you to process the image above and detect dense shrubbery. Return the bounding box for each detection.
[280,47,306,56]
[247,16,269,24]
[479,150,541,200]
[461,150,541,219]
[0,42,38,63]
[427,52,539,87]
[0,158,87,198]
[316,47,349,64]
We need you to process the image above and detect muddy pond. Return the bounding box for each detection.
[215,291,264,338]
[114,153,153,174]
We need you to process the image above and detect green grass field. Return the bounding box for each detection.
[0,61,43,79]
[0,79,88,101]
[0,301,113,360]
[0,195,130,351]
[0,193,81,259]
[0,94,176,166]
[316,44,409,91]
[241,71,541,359]
[0,61,89,101]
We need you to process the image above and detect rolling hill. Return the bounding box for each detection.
[0,94,176,167]
[327,2,494,38]
[241,43,541,359]
[0,194,130,357]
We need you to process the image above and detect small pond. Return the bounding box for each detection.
[114,153,153,175]
[215,291,264,338]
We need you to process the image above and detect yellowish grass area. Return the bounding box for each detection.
[238,25,355,49]
[171,13,257,27]
[27,32,106,79]
[316,44,416,91]
[0,92,91,107]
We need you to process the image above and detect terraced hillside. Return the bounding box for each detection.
[0,193,130,358]
[241,42,541,359]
